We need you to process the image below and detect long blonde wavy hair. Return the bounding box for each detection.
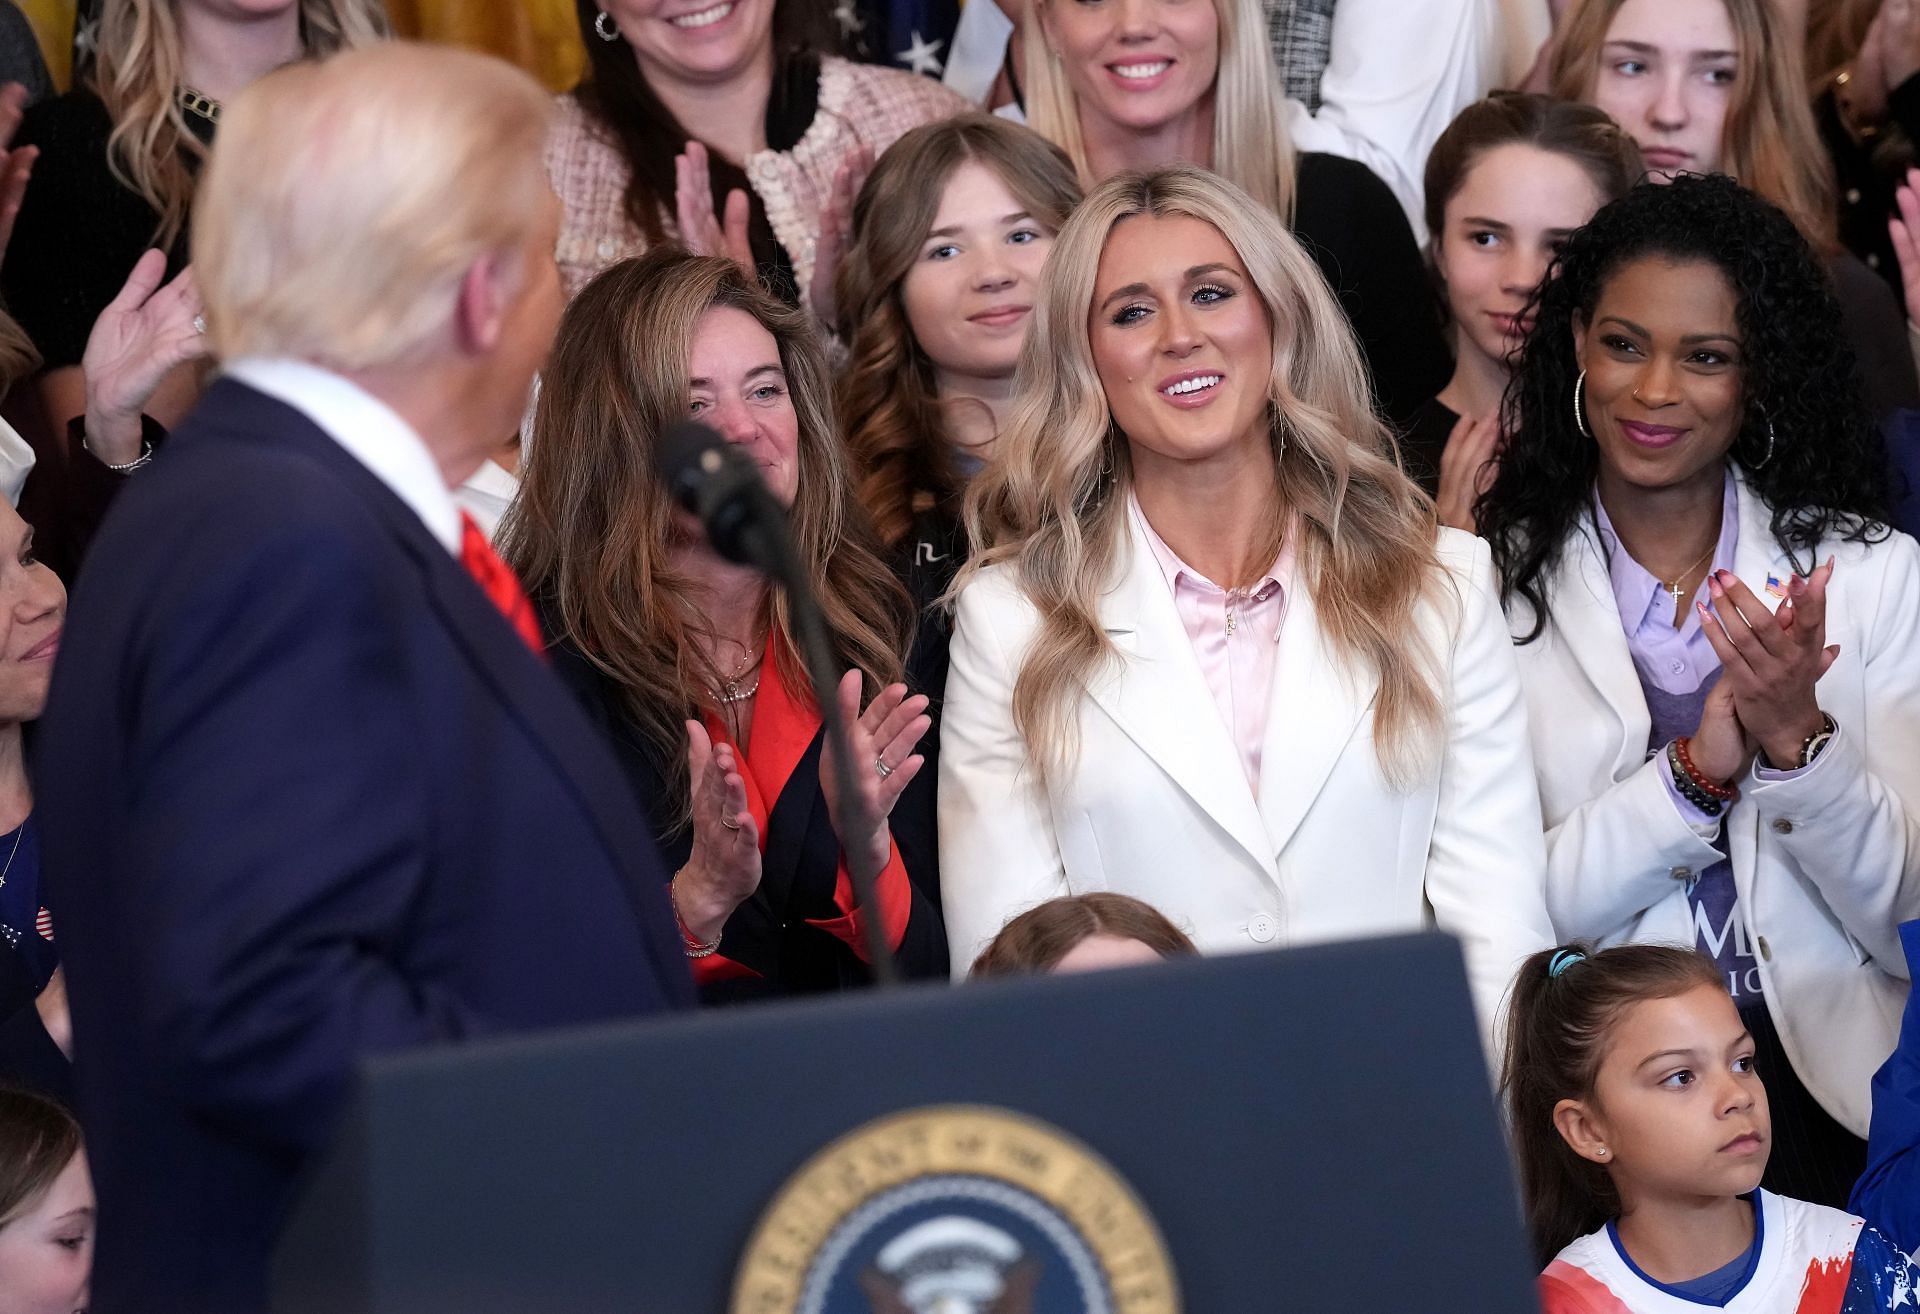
[837,115,1083,548]
[94,0,388,250]
[1548,0,1839,251]
[957,167,1445,791]
[1022,0,1297,221]
[501,249,913,831]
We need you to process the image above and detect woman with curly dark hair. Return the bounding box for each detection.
[1479,171,1919,1207]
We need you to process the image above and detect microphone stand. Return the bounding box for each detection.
[745,527,900,987]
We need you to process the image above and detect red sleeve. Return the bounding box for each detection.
[805,833,913,962]
[690,951,760,987]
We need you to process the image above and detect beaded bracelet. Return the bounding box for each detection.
[1673,736,1738,800]
[1666,741,1727,818]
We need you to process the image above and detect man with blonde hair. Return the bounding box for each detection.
[32,42,692,1313]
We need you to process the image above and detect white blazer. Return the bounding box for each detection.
[938,515,1555,1045]
[1514,472,1920,1136]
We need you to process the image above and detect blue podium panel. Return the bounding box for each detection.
[273,933,1538,1312]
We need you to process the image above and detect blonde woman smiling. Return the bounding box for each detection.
[937,166,1554,1044]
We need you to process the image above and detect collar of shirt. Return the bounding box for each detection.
[224,357,463,556]
[1593,465,1740,639]
[1131,494,1288,638]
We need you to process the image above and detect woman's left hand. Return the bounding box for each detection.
[1698,564,1842,769]
[807,143,872,331]
[820,670,930,885]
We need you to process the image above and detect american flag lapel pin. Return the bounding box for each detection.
[1765,575,1789,599]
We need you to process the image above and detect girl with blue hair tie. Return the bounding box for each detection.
[1505,942,1920,1312]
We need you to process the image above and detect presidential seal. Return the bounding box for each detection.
[731,1105,1180,1314]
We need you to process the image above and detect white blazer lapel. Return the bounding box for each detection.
[1088,515,1278,877]
[1253,579,1374,857]
[1545,518,1650,777]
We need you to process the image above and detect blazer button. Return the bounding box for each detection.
[1247,914,1277,944]
[1757,935,1772,961]
[1670,866,1693,881]
[1771,818,1793,835]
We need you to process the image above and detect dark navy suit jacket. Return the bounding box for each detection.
[33,379,694,1314]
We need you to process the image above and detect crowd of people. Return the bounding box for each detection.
[0,0,1912,1310]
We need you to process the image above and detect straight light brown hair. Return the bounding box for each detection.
[501,248,911,830]
[1548,0,1840,251]
[0,1088,81,1229]
[969,893,1197,977]
[838,115,1083,548]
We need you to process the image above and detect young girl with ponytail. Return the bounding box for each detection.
[1505,942,1920,1312]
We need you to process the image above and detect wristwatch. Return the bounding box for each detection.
[1797,713,1838,769]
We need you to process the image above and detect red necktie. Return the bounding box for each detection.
[459,512,545,658]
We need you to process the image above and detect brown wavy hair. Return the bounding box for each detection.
[957,167,1447,791]
[969,893,1197,977]
[837,115,1082,548]
[94,0,388,251]
[1548,0,1840,252]
[501,248,911,830]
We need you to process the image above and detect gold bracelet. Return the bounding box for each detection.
[669,878,723,958]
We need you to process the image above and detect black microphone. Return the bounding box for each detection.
[648,418,898,984]
[653,420,791,569]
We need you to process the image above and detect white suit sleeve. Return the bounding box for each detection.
[1421,535,1557,1048]
[1283,0,1501,242]
[938,574,1069,977]
[1743,534,1920,970]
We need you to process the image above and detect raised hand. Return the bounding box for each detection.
[672,718,762,945]
[1889,167,1920,321]
[819,671,930,886]
[1434,411,1500,533]
[1697,564,1841,770]
[0,82,36,261]
[82,249,210,465]
[808,142,873,330]
[674,140,753,272]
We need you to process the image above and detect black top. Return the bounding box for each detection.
[2,89,212,370]
[543,619,949,1004]
[1828,248,1920,421]
[1817,77,1920,314]
[1397,396,1458,498]
[901,499,964,707]
[1292,152,1451,432]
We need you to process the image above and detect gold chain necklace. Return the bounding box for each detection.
[178,85,221,125]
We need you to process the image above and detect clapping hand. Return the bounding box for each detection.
[1434,412,1500,533]
[1697,564,1841,772]
[81,249,209,465]
[808,143,873,330]
[0,82,36,261]
[673,719,762,945]
[819,671,930,887]
[675,140,753,272]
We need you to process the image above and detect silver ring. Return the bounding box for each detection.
[874,756,894,780]
[719,815,741,832]
[191,314,207,335]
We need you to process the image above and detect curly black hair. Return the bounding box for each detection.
[1479,172,1891,641]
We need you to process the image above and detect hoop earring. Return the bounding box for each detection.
[594,10,620,41]
[1573,368,1591,439]
[1748,413,1776,470]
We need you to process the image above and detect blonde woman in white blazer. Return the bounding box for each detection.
[1478,174,1920,1206]
[938,166,1554,1046]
